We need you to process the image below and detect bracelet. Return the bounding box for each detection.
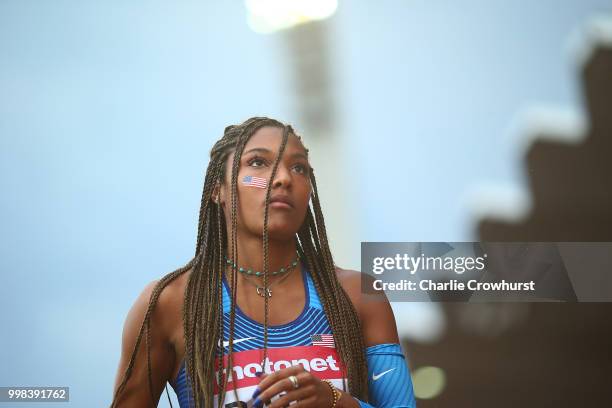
[322,379,340,408]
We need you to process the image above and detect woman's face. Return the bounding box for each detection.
[218,126,312,241]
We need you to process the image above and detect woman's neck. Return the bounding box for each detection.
[225,235,298,274]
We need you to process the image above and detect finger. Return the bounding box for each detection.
[267,385,315,408]
[254,370,309,407]
[255,365,306,393]
[256,374,300,406]
[291,394,317,408]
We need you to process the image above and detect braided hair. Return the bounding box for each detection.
[110,117,368,407]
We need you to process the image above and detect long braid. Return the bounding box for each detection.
[217,206,226,407]
[224,122,248,404]
[298,170,369,399]
[222,118,281,404]
[260,125,290,370]
[110,117,368,408]
[214,196,225,407]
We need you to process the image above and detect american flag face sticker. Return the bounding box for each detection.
[242,175,267,189]
[311,334,335,348]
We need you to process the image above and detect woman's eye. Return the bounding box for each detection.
[293,164,309,175]
[247,157,266,168]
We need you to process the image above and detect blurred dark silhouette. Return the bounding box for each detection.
[478,43,612,241]
[407,32,612,407]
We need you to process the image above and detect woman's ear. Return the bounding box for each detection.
[212,182,227,206]
[212,183,221,204]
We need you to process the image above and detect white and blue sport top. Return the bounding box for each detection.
[170,264,416,407]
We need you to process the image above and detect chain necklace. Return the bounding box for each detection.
[240,264,297,297]
[225,253,300,297]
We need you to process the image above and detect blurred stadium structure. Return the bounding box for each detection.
[405,17,612,407]
[477,24,612,241]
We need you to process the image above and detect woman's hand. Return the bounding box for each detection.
[251,365,334,408]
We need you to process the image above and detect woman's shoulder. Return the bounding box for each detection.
[334,265,382,299]
[334,266,400,346]
[334,265,361,286]
[333,266,371,314]
[130,267,192,341]
[113,268,192,403]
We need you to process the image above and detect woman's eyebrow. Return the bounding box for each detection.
[290,152,308,160]
[243,147,308,160]
[243,147,271,155]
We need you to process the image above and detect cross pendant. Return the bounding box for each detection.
[256,286,272,298]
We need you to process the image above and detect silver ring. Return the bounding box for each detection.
[288,375,299,389]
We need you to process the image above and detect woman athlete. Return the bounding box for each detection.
[111,117,416,407]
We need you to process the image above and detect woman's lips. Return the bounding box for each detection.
[270,194,293,210]
[269,200,293,209]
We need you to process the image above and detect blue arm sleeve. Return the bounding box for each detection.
[353,343,417,408]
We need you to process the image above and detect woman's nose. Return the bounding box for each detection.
[272,164,291,188]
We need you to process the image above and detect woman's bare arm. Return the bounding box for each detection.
[112,280,176,407]
[336,267,400,346]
